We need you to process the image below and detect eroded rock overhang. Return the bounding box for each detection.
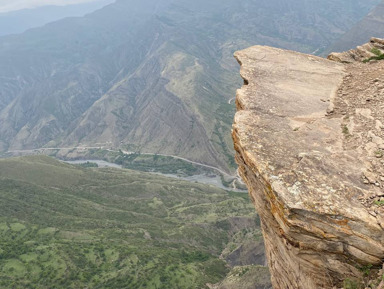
[232,45,384,289]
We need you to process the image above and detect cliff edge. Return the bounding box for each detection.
[232,42,384,288]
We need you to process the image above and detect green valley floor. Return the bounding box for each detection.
[0,156,269,289]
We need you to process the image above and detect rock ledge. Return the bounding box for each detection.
[232,44,384,288]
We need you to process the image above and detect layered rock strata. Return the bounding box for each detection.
[328,37,384,63]
[232,44,384,288]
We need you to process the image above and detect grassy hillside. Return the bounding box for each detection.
[0,156,267,288]
[212,266,271,289]
[0,0,114,36]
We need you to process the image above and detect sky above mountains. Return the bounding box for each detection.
[0,0,105,13]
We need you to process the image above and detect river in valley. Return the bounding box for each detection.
[65,159,122,168]
[63,159,247,192]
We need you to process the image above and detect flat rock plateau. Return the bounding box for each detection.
[232,38,384,288]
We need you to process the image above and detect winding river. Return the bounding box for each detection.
[63,160,247,192]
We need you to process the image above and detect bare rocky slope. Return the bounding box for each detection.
[0,0,380,173]
[232,40,384,288]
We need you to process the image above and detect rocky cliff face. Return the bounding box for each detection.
[232,42,384,288]
[328,37,384,62]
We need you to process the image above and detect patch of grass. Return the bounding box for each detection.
[227,190,251,201]
[371,47,382,56]
[2,259,26,278]
[10,223,26,232]
[363,49,384,63]
[77,161,98,168]
[375,150,383,158]
[342,124,351,137]
[215,265,271,289]
[343,278,361,289]
[375,200,384,206]
[119,153,199,176]
[212,103,237,170]
[358,264,373,277]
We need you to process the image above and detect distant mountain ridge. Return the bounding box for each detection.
[0,0,380,172]
[0,0,115,36]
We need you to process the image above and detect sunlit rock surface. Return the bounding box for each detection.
[232,44,384,288]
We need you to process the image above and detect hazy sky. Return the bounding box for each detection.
[0,0,103,13]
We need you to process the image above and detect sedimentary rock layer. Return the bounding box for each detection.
[328,37,384,62]
[232,45,384,288]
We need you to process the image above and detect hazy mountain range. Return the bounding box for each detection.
[0,0,381,173]
[326,0,384,53]
[0,0,114,36]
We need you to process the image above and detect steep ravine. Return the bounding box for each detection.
[232,42,384,288]
[0,0,380,173]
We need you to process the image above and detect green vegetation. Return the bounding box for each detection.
[79,149,212,177]
[371,47,382,56]
[342,264,383,289]
[214,265,271,289]
[212,103,237,170]
[375,150,383,158]
[115,152,199,176]
[342,124,351,137]
[0,156,262,288]
[77,161,98,168]
[1,0,373,174]
[363,48,384,62]
[358,264,373,277]
[374,200,384,206]
[343,278,360,289]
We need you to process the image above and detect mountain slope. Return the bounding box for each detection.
[326,0,384,53]
[0,0,380,172]
[0,156,265,288]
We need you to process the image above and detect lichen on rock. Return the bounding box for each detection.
[232,41,384,289]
